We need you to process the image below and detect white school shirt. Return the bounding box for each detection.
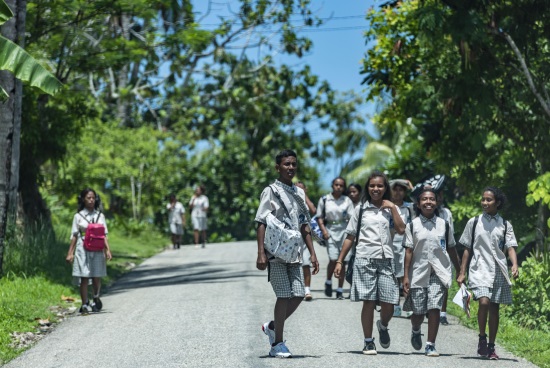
[344,201,396,259]
[255,180,308,263]
[459,213,518,287]
[392,202,414,249]
[166,201,185,224]
[404,215,456,288]
[189,195,209,218]
[439,206,455,233]
[315,194,355,224]
[71,209,108,240]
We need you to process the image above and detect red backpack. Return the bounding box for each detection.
[79,212,106,252]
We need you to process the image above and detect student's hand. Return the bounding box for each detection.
[334,261,343,278]
[65,254,74,264]
[403,277,410,294]
[456,273,465,285]
[511,265,519,278]
[105,249,112,261]
[380,200,396,210]
[256,253,268,271]
[310,254,319,275]
[322,231,330,240]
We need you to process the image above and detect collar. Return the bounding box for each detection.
[420,214,437,224]
[274,179,296,193]
[362,201,379,210]
[483,213,500,221]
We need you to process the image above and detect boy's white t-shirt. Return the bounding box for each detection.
[167,202,185,224]
[190,195,209,218]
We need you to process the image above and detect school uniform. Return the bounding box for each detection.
[459,213,517,304]
[344,201,399,304]
[167,201,185,235]
[255,180,309,298]
[392,202,414,277]
[71,209,108,285]
[316,194,355,261]
[189,195,209,231]
[403,215,455,314]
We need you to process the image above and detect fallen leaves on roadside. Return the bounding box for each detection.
[9,332,43,349]
[61,295,75,302]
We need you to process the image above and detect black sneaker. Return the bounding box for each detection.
[362,339,377,355]
[324,282,332,297]
[93,297,103,311]
[79,303,92,314]
[411,330,423,351]
[376,320,391,348]
[440,316,449,325]
[336,291,344,300]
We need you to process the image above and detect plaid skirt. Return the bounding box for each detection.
[350,258,399,304]
[403,273,447,315]
[471,266,512,305]
[269,262,305,298]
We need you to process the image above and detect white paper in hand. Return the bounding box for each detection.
[452,284,472,318]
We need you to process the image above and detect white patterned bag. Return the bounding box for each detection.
[264,213,302,262]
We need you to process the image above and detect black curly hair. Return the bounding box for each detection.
[483,187,508,210]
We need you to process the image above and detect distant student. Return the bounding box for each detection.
[255,149,319,358]
[167,193,186,249]
[334,171,405,355]
[402,188,460,357]
[189,185,209,248]
[347,183,362,207]
[316,177,355,299]
[457,187,519,360]
[389,179,414,317]
[295,181,317,301]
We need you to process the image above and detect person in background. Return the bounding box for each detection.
[389,179,415,317]
[66,188,112,314]
[189,185,209,248]
[317,177,355,299]
[295,181,317,301]
[167,193,186,249]
[348,183,362,207]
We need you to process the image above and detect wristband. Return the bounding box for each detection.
[335,260,343,265]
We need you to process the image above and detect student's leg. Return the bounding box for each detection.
[427,309,440,343]
[477,297,490,337]
[326,260,336,283]
[361,301,376,338]
[303,266,311,290]
[92,277,101,298]
[193,229,199,245]
[80,277,89,304]
[411,313,425,330]
[201,229,207,246]
[379,301,394,326]
[171,233,177,248]
[337,263,345,289]
[488,302,500,344]
[440,291,449,324]
[273,297,302,343]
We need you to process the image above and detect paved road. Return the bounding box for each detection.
[4,241,537,368]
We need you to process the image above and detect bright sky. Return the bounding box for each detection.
[193,1,380,189]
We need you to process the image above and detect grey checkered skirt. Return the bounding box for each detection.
[269,262,305,298]
[350,258,399,304]
[403,273,447,315]
[72,238,107,285]
[471,266,512,305]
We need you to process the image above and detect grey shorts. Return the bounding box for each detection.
[269,262,305,298]
[350,258,399,304]
[472,268,512,305]
[403,273,447,315]
[192,217,207,231]
[170,223,184,235]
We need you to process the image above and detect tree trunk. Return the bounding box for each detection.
[0,0,26,275]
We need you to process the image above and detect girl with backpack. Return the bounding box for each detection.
[457,187,519,360]
[402,188,461,357]
[334,171,405,355]
[66,188,112,314]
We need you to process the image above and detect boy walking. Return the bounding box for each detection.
[255,149,320,358]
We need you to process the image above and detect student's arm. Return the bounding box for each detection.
[382,199,405,234]
[104,237,112,261]
[403,248,413,294]
[508,247,519,278]
[256,223,268,271]
[334,235,354,278]
[305,194,316,215]
[448,247,461,278]
[66,236,77,264]
[301,224,319,275]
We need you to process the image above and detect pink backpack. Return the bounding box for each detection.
[79,212,106,252]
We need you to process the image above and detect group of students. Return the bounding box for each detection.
[166,186,210,249]
[255,149,519,360]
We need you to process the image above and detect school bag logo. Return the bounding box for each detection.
[79,212,106,252]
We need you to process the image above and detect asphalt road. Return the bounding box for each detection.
[3,241,537,368]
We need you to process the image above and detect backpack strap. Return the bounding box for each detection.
[406,206,413,224]
[466,215,481,273]
[502,218,507,248]
[269,185,292,221]
[322,196,327,220]
[350,204,365,255]
[445,220,450,245]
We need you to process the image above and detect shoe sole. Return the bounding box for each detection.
[362,350,377,355]
[270,353,291,358]
[304,295,312,301]
[426,353,440,357]
[376,320,390,348]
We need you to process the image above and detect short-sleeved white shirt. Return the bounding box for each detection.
[344,201,396,259]
[167,202,185,224]
[189,195,209,218]
[459,213,518,287]
[404,215,456,288]
[255,180,308,263]
[71,209,108,240]
[315,194,355,224]
[392,202,414,248]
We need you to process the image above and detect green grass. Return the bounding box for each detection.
[447,282,550,368]
[0,225,168,365]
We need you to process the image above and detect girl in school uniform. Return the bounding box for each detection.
[457,187,519,360]
[347,183,362,208]
[402,188,461,357]
[334,171,405,355]
[316,177,355,299]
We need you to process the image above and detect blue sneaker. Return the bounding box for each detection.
[262,321,275,346]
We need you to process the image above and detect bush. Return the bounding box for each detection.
[504,252,550,332]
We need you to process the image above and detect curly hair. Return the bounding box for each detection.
[483,186,508,210]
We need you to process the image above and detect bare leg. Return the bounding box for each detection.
[92,277,101,297]
[201,230,207,246]
[326,260,336,282]
[337,263,345,288]
[273,297,303,343]
[427,309,440,343]
[441,291,448,312]
[361,301,376,338]
[411,313,425,330]
[488,302,500,343]
[477,297,490,337]
[379,301,394,326]
[303,266,311,288]
[171,234,177,248]
[193,229,199,245]
[80,277,89,304]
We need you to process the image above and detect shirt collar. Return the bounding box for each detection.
[483,212,500,221]
[420,214,437,224]
[274,179,296,193]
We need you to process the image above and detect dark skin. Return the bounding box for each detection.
[256,155,319,344]
[334,176,406,338]
[403,191,460,344]
[457,191,519,344]
[295,182,316,294]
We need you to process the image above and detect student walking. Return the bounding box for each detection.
[255,149,319,358]
[316,177,355,299]
[189,185,209,248]
[402,188,461,357]
[334,171,405,355]
[347,183,362,207]
[295,181,317,301]
[167,194,186,249]
[457,187,519,360]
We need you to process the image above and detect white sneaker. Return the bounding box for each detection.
[269,341,292,358]
[262,321,275,346]
[393,305,401,317]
